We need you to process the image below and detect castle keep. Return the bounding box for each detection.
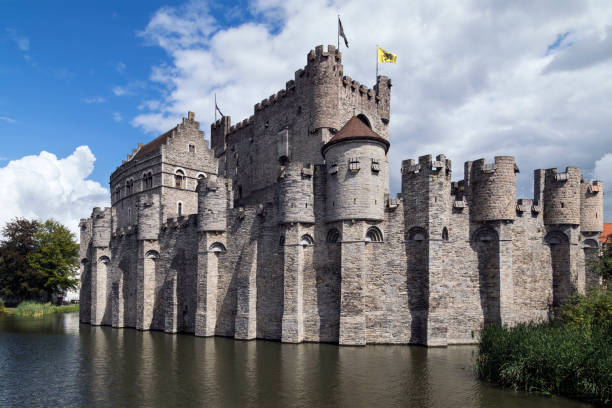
[79,45,604,346]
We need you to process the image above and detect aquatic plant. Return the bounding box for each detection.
[15,301,58,316]
[14,301,79,316]
[476,322,611,404]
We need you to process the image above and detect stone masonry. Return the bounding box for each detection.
[79,45,605,346]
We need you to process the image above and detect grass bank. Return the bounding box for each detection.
[476,289,612,405]
[9,301,79,317]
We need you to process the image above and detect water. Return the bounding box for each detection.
[0,313,592,408]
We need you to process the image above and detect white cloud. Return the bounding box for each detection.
[0,116,16,124]
[6,28,29,51]
[82,96,106,104]
[133,0,612,220]
[114,61,126,73]
[113,86,127,96]
[0,146,109,236]
[113,112,123,122]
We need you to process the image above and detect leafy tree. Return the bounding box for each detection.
[27,220,79,299]
[0,218,79,302]
[0,218,43,301]
[591,235,612,286]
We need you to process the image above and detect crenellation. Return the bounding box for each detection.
[80,44,604,347]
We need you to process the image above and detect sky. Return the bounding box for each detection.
[0,0,611,235]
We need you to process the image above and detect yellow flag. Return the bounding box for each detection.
[377,46,397,63]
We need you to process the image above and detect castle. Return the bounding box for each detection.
[79,45,604,346]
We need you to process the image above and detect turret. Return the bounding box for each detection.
[402,154,452,237]
[278,162,314,224]
[323,117,389,222]
[137,194,160,240]
[79,218,92,260]
[211,116,230,157]
[307,45,342,135]
[198,175,228,231]
[542,167,581,225]
[468,156,517,222]
[580,180,604,232]
[374,76,392,126]
[91,207,111,248]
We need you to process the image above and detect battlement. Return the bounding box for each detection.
[92,207,111,218]
[306,44,342,66]
[581,179,604,232]
[468,156,517,222]
[540,166,581,225]
[402,154,451,177]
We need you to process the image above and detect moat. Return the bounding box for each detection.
[0,313,593,407]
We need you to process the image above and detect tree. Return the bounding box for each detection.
[28,220,80,299]
[591,235,612,287]
[0,218,79,303]
[0,218,43,301]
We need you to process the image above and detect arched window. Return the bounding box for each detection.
[126,179,133,195]
[147,172,153,188]
[357,113,371,128]
[442,227,449,241]
[300,234,314,246]
[544,231,568,245]
[583,239,599,249]
[209,242,226,253]
[279,235,285,246]
[197,173,207,180]
[142,173,147,190]
[115,186,121,202]
[472,227,498,243]
[98,256,110,264]
[326,228,340,243]
[175,169,185,189]
[128,208,132,224]
[189,143,196,153]
[177,201,183,217]
[145,250,159,259]
[408,227,427,242]
[365,226,383,242]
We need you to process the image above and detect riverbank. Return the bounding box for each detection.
[476,289,612,405]
[1,301,79,317]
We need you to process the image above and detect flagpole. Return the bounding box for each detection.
[337,14,340,49]
[376,45,378,78]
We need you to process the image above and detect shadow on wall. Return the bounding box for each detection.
[470,226,500,326]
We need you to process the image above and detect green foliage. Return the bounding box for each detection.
[0,298,5,315]
[561,288,612,331]
[27,220,79,295]
[0,218,79,302]
[476,322,612,404]
[477,288,612,405]
[590,238,612,285]
[15,300,58,316]
[13,301,79,316]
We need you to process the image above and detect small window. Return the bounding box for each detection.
[128,208,132,224]
[326,228,340,243]
[177,202,183,217]
[175,170,185,189]
[189,144,196,153]
[300,234,314,246]
[442,227,449,241]
[371,159,380,173]
[349,158,360,172]
[329,161,338,175]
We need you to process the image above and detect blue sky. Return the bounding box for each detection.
[1,1,221,181]
[1,0,611,232]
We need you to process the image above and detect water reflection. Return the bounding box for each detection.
[0,313,593,408]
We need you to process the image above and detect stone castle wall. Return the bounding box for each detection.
[79,45,605,346]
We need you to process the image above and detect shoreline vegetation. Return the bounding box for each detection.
[0,300,79,317]
[476,288,612,405]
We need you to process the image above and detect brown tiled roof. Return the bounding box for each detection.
[132,126,176,160]
[322,116,389,154]
[602,223,612,243]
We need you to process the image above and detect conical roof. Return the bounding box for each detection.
[322,116,389,155]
